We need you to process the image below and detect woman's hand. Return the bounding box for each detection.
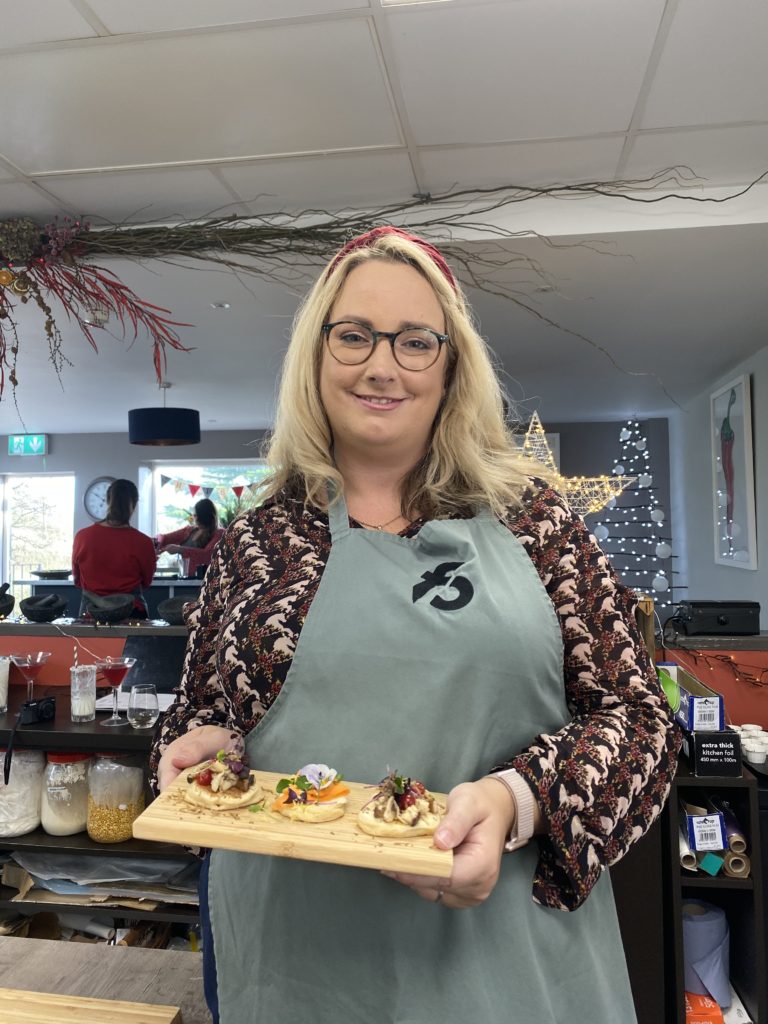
[157,725,242,792]
[164,544,183,555]
[382,777,517,909]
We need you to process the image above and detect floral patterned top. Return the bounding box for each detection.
[149,481,680,911]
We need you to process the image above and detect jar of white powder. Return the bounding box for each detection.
[41,752,91,836]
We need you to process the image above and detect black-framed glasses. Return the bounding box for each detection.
[322,320,449,371]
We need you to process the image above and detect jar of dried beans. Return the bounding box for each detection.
[87,753,145,843]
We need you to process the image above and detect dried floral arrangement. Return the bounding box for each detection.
[0,167,764,403]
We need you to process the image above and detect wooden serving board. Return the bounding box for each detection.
[0,987,181,1023]
[133,770,452,878]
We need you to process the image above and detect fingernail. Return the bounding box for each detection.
[380,871,396,879]
[435,829,453,847]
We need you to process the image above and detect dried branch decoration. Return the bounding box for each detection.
[1,166,765,404]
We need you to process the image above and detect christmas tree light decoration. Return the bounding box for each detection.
[518,413,636,516]
[592,420,681,609]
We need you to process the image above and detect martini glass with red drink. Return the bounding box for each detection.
[96,657,136,727]
[10,652,51,701]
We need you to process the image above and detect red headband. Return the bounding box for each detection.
[325,226,457,292]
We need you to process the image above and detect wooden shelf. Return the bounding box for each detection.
[0,828,192,859]
[680,874,753,890]
[0,890,198,925]
[662,760,766,1024]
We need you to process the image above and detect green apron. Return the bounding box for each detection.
[208,499,636,1024]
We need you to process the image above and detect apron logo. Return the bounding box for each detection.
[412,561,474,611]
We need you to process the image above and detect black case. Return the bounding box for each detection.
[674,600,761,636]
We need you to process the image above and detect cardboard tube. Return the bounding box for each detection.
[679,827,697,871]
[723,851,751,879]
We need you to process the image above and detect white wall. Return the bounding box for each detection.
[672,343,767,626]
[0,429,268,534]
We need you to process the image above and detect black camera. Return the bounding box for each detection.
[18,696,56,725]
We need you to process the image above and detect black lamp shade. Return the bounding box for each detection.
[128,407,201,446]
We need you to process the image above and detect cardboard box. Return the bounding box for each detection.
[658,663,725,732]
[680,802,727,851]
[686,992,724,1024]
[682,729,742,778]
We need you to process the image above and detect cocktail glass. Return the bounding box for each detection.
[96,657,136,727]
[10,652,52,701]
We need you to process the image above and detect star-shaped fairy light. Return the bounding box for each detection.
[520,413,636,516]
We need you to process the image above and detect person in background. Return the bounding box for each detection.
[154,497,224,577]
[72,478,156,618]
[151,227,680,1024]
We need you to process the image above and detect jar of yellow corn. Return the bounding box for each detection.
[87,753,145,843]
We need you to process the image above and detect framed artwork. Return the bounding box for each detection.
[711,375,757,569]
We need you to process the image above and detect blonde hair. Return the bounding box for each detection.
[261,231,539,519]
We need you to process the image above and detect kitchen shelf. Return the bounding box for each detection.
[680,874,753,890]
[0,828,192,859]
[662,761,765,1024]
[0,890,198,925]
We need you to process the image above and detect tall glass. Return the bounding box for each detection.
[0,656,10,714]
[70,665,97,723]
[10,652,52,701]
[96,657,136,727]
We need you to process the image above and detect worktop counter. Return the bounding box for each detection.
[0,936,208,1023]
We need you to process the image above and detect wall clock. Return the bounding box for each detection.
[83,476,115,521]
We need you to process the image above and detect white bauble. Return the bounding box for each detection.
[613,464,625,475]
[652,574,670,592]
[655,542,672,559]
[619,428,632,441]
[651,508,665,523]
[730,522,742,538]
[634,439,646,451]
[638,473,653,488]
[593,524,610,542]
[606,497,617,510]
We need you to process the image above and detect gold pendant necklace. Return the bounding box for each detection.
[352,512,406,531]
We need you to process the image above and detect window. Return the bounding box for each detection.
[152,461,271,539]
[2,474,76,602]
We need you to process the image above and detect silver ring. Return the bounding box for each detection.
[434,889,445,903]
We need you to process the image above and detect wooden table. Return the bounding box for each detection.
[0,937,209,1023]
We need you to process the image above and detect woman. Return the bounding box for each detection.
[151,227,679,1024]
[155,498,223,577]
[72,478,155,618]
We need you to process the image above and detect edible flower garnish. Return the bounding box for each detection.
[273,764,349,811]
[216,749,250,780]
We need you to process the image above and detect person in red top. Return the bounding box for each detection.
[72,479,156,617]
[155,498,224,577]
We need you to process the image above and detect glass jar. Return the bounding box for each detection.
[41,752,91,836]
[87,753,145,844]
[0,748,44,837]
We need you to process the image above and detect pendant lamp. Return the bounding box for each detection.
[128,382,200,446]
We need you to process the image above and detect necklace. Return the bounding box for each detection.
[352,512,407,531]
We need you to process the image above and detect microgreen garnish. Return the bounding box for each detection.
[248,801,266,813]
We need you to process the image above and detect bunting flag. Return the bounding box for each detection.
[158,475,265,500]
[519,413,635,517]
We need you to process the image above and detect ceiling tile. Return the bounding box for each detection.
[0,21,400,172]
[624,126,768,187]
[219,152,417,212]
[38,168,248,223]
[88,0,370,34]
[642,0,768,128]
[0,181,63,219]
[0,1,97,48]
[386,0,665,144]
[419,137,625,192]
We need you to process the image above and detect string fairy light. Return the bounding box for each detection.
[591,419,683,610]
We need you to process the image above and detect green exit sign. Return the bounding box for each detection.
[7,434,48,456]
